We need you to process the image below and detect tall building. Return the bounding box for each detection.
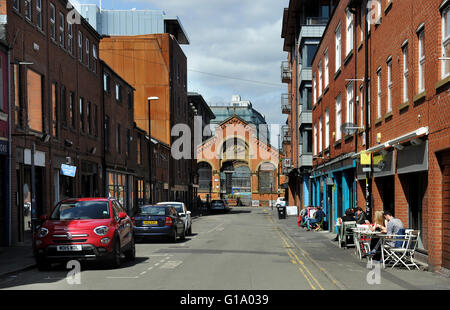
[280,0,337,211]
[0,40,9,246]
[311,0,450,273]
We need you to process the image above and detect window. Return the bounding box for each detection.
[360,86,364,128]
[336,95,342,141]
[128,91,133,109]
[60,86,67,127]
[105,116,110,152]
[13,0,20,11]
[117,124,121,154]
[86,38,90,68]
[324,50,329,88]
[137,135,142,164]
[79,97,84,133]
[24,0,32,21]
[92,45,98,73]
[126,129,131,157]
[52,83,58,138]
[59,13,65,47]
[115,83,122,102]
[346,83,354,123]
[313,73,317,105]
[69,92,75,129]
[318,62,323,95]
[402,44,409,102]
[68,23,73,55]
[50,3,56,40]
[346,10,353,55]
[319,117,323,153]
[13,64,22,127]
[306,87,313,110]
[36,0,42,29]
[442,6,450,78]
[418,28,425,93]
[87,101,91,135]
[78,31,83,62]
[304,44,319,67]
[93,105,98,137]
[27,70,43,132]
[377,69,382,118]
[104,73,111,93]
[387,58,392,112]
[325,109,330,148]
[360,5,364,43]
[313,123,317,156]
[336,24,342,71]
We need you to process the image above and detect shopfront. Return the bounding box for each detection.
[107,170,135,213]
[373,150,396,215]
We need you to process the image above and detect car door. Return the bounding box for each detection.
[172,207,184,235]
[112,201,131,247]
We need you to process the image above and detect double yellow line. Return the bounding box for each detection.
[264,211,324,290]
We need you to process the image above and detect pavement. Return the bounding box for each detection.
[0,207,449,290]
[269,209,450,290]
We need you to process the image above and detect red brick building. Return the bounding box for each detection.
[3,0,104,245]
[312,0,450,273]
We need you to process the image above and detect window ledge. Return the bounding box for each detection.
[435,75,450,92]
[358,128,365,135]
[384,111,393,121]
[385,1,393,15]
[344,50,354,66]
[324,86,329,95]
[358,42,363,52]
[334,139,342,148]
[323,147,330,154]
[413,91,426,104]
[374,117,383,126]
[334,68,342,80]
[398,101,410,112]
[344,134,353,142]
[317,96,322,104]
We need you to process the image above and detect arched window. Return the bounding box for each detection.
[258,162,276,193]
[198,162,212,192]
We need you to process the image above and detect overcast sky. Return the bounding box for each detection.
[75,0,289,146]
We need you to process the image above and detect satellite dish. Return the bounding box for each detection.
[341,123,361,136]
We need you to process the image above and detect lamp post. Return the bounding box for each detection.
[147,96,159,204]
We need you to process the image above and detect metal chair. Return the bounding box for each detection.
[338,221,356,248]
[382,230,421,270]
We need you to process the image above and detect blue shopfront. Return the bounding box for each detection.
[311,154,357,233]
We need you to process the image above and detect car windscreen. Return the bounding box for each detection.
[159,204,184,213]
[139,206,168,216]
[51,201,110,220]
[211,200,224,205]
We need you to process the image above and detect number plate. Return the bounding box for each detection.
[56,245,82,252]
[143,221,158,225]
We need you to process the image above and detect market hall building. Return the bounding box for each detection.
[196,106,284,207]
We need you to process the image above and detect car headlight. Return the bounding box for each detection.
[38,227,49,238]
[94,226,109,236]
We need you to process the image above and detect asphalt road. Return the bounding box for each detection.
[0,207,338,290]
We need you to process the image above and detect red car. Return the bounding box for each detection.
[34,198,135,270]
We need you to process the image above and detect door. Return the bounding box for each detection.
[441,150,450,270]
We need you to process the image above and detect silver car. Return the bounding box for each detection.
[157,202,192,235]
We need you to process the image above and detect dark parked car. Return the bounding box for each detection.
[33,198,135,270]
[133,205,185,242]
[210,199,230,213]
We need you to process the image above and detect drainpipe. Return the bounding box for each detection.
[364,0,372,222]
[7,47,12,246]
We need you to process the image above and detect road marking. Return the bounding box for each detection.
[160,261,183,269]
[106,276,139,279]
[269,220,325,290]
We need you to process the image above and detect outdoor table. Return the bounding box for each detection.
[352,228,381,260]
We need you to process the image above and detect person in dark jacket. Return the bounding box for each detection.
[356,207,367,224]
[333,208,356,241]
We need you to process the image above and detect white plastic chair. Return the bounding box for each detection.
[382,230,420,270]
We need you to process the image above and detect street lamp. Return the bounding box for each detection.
[147,96,159,204]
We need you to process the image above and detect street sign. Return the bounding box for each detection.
[61,164,77,177]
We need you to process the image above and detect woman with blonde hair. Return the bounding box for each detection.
[369,211,386,231]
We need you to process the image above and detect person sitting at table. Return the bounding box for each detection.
[382,211,405,247]
[332,208,356,241]
[362,211,385,260]
[305,207,325,231]
[355,207,367,225]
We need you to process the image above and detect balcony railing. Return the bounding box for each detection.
[281,93,291,114]
[281,61,291,83]
[304,17,329,26]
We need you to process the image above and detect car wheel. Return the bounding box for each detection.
[171,230,178,243]
[110,238,122,268]
[124,236,136,261]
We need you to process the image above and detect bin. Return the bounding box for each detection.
[277,206,287,219]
